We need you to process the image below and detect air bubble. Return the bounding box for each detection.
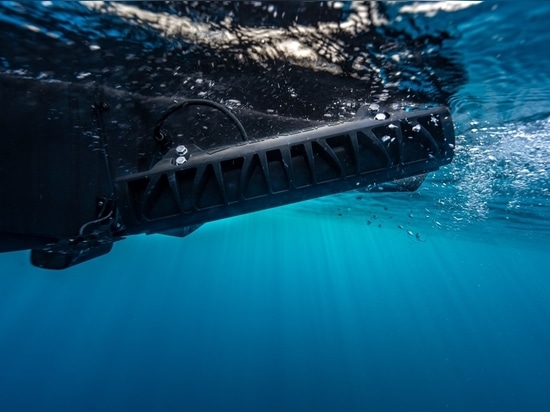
[76,72,91,80]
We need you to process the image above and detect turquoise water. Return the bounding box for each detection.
[1,2,550,411]
[2,208,549,410]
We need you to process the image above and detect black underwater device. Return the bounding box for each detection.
[0,75,455,269]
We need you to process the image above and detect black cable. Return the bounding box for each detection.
[153,99,249,143]
[78,209,114,237]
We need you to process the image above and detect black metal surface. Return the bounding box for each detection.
[30,233,114,270]
[0,73,454,268]
[116,107,454,236]
[0,75,113,247]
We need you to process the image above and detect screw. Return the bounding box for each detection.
[175,156,187,165]
[176,145,188,155]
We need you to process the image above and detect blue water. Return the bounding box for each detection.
[1,2,550,411]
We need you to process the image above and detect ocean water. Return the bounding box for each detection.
[1,2,549,411]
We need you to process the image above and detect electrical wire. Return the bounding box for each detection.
[153,99,249,143]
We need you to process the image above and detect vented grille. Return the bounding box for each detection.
[117,107,454,234]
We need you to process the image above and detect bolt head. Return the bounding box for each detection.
[176,145,188,155]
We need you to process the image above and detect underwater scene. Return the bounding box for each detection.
[1,1,549,411]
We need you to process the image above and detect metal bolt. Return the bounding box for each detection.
[175,156,187,165]
[176,145,188,155]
